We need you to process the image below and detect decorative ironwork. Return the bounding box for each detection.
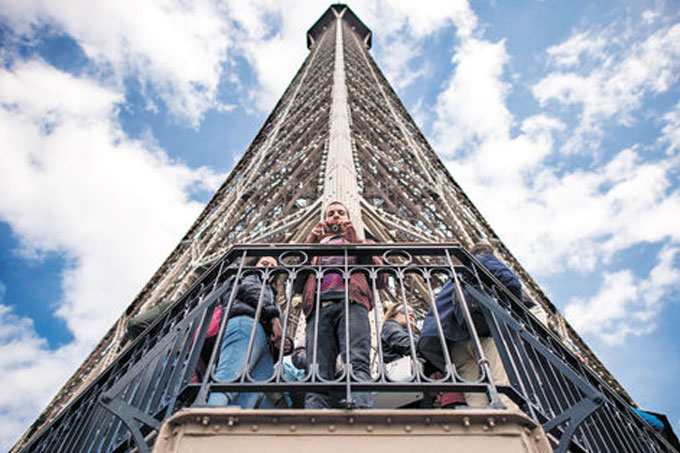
[18,245,674,453]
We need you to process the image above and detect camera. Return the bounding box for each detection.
[324,223,341,234]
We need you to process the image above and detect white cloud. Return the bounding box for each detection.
[0,304,84,451]
[546,32,607,68]
[0,60,226,447]
[433,37,512,153]
[0,60,224,342]
[564,246,680,344]
[660,101,680,155]
[429,6,680,272]
[534,23,680,152]
[429,10,680,352]
[377,34,428,90]
[358,0,477,92]
[0,0,232,125]
[366,0,477,40]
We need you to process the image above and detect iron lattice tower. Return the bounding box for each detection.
[15,4,632,449]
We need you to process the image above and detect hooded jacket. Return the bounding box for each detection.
[293,237,387,317]
[381,319,412,363]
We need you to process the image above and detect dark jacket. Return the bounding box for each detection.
[420,253,524,342]
[475,253,523,301]
[381,319,412,363]
[226,274,280,325]
[293,238,387,317]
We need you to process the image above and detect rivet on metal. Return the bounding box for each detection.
[201,416,210,426]
[328,424,337,432]
[442,424,451,432]
[251,424,259,432]
[404,425,412,433]
[366,425,374,432]
[289,425,297,432]
[462,417,471,428]
[487,417,496,428]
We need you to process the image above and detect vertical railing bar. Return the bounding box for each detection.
[507,326,543,414]
[343,246,353,407]
[482,302,528,410]
[497,318,537,420]
[73,382,115,452]
[100,368,146,452]
[242,265,273,384]
[542,342,575,415]
[75,400,110,453]
[422,267,456,382]
[395,267,421,382]
[148,329,185,414]
[271,268,291,383]
[309,264,323,385]
[49,404,79,452]
[55,394,97,453]
[99,384,135,452]
[196,250,246,404]
[370,265,387,382]
[590,404,620,453]
[444,248,502,408]
[169,316,204,398]
[524,342,560,419]
[599,400,639,452]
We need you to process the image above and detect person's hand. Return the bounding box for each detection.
[269,318,283,347]
[340,220,359,243]
[282,337,293,355]
[306,221,327,243]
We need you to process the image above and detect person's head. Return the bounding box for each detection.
[256,256,277,267]
[470,240,494,256]
[244,256,277,267]
[324,201,349,224]
[385,304,415,328]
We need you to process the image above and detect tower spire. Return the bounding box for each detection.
[322,6,364,236]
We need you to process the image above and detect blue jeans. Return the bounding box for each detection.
[208,315,275,408]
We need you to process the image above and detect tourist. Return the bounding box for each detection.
[295,201,386,408]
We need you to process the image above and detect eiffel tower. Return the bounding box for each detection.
[14,4,675,453]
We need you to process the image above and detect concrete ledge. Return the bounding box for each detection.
[154,408,553,453]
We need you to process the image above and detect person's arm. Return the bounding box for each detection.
[238,275,280,318]
[126,299,173,340]
[293,222,326,294]
[478,254,523,301]
[291,346,307,370]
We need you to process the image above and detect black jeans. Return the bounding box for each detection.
[305,300,373,408]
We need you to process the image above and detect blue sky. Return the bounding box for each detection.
[0,0,679,448]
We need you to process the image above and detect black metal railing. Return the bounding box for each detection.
[19,244,676,453]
